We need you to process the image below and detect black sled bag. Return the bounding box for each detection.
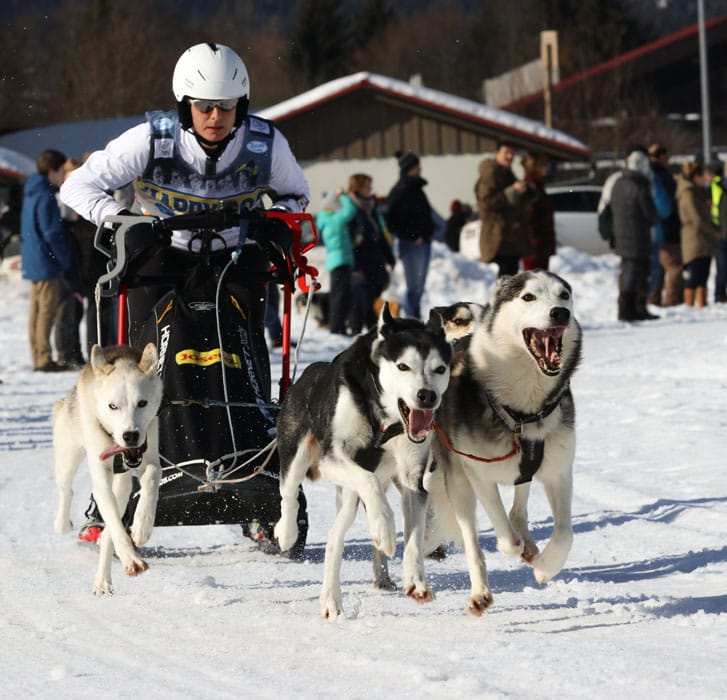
[138,283,282,527]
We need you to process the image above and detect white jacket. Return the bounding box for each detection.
[60,119,310,250]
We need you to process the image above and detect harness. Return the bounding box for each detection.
[135,111,275,218]
[434,382,570,485]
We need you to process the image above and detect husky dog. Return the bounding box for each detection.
[53,344,163,595]
[429,271,582,615]
[275,304,452,619]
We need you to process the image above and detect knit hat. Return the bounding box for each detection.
[396,150,420,177]
[626,150,651,178]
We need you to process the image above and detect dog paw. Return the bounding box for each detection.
[496,536,523,558]
[274,517,298,553]
[368,508,397,558]
[466,590,494,616]
[372,574,398,591]
[54,518,72,535]
[320,590,344,620]
[92,579,113,596]
[130,523,153,547]
[123,558,149,577]
[404,583,435,604]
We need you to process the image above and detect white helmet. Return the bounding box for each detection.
[172,42,250,130]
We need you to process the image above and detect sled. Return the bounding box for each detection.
[92,206,318,532]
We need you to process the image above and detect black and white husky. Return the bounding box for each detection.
[274,304,452,619]
[429,271,582,615]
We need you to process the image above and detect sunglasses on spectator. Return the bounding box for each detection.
[188,98,238,112]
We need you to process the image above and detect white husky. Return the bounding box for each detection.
[429,271,582,615]
[53,344,163,595]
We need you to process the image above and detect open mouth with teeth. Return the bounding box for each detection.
[398,399,434,443]
[523,326,566,376]
[99,441,147,467]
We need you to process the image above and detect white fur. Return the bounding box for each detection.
[430,272,581,615]
[53,344,163,595]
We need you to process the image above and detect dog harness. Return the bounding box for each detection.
[136,110,275,217]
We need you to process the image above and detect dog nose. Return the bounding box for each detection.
[417,389,437,408]
[123,430,140,446]
[550,307,570,325]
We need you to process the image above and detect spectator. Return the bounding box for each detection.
[709,161,726,303]
[54,157,87,369]
[676,162,719,308]
[611,150,659,321]
[520,152,556,270]
[20,149,72,371]
[475,140,532,277]
[445,199,473,252]
[341,173,395,334]
[386,151,434,319]
[315,188,354,335]
[647,144,683,307]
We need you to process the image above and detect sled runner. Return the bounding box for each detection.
[92,206,318,546]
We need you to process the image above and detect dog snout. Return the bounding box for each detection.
[550,307,570,325]
[123,430,140,447]
[416,388,438,408]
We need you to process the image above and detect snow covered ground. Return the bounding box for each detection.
[1,243,726,699]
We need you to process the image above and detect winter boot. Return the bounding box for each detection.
[618,292,640,321]
[683,288,695,306]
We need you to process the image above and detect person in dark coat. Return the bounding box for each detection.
[520,152,556,270]
[20,149,72,371]
[445,199,473,252]
[611,150,659,321]
[386,151,434,319]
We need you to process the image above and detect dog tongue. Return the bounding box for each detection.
[408,409,434,439]
[99,444,127,461]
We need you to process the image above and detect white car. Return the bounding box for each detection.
[547,184,611,256]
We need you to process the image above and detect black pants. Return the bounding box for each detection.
[125,245,272,398]
[328,265,352,334]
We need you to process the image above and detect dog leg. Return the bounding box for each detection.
[531,470,574,584]
[90,467,148,592]
[400,488,433,603]
[93,527,116,595]
[275,442,312,553]
[371,547,397,591]
[447,466,494,615]
[130,450,161,548]
[320,488,360,620]
[509,482,539,563]
[319,455,396,557]
[474,479,523,558]
[53,441,85,535]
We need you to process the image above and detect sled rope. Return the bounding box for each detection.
[430,422,521,463]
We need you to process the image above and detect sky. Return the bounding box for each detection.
[1,241,726,699]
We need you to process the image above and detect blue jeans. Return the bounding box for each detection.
[396,238,432,319]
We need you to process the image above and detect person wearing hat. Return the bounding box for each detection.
[385,150,434,319]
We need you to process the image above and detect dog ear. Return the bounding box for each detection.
[138,343,159,375]
[426,308,446,335]
[376,301,394,337]
[90,345,107,373]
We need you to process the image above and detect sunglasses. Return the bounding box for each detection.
[188,98,238,113]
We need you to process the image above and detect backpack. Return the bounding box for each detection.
[598,203,615,249]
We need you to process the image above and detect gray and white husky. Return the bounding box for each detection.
[274,304,452,619]
[428,271,582,615]
[53,344,163,595]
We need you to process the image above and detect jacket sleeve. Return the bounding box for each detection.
[60,122,150,226]
[38,192,71,271]
[268,128,311,211]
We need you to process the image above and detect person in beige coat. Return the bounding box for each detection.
[475,141,532,277]
[676,162,719,307]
